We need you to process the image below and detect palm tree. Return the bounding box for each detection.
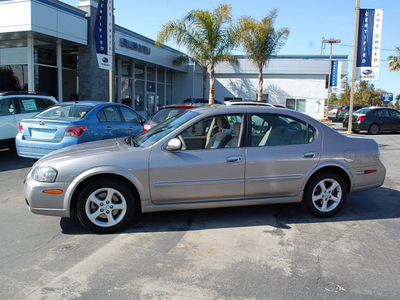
[239,9,289,101]
[388,47,400,72]
[156,3,240,104]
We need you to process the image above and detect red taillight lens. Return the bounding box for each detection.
[143,123,151,132]
[18,123,23,134]
[338,109,344,112]
[65,126,87,137]
[357,116,366,121]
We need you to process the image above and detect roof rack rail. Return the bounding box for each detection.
[0,91,50,96]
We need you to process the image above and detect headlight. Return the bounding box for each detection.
[31,166,58,182]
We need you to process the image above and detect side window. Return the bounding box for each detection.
[389,110,400,118]
[119,106,141,123]
[19,98,41,113]
[98,106,122,122]
[0,98,15,116]
[251,113,315,147]
[178,114,243,150]
[42,99,56,109]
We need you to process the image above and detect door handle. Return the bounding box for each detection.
[225,156,243,163]
[304,152,316,158]
[106,126,112,131]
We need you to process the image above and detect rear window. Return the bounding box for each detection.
[152,108,187,123]
[36,104,92,119]
[355,108,372,114]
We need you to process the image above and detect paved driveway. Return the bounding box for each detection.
[0,128,399,299]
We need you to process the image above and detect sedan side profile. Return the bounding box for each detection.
[343,107,400,134]
[24,106,386,233]
[16,101,145,159]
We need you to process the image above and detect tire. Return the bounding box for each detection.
[368,123,380,135]
[303,172,348,218]
[76,179,136,233]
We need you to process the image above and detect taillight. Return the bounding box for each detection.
[65,126,87,137]
[338,109,344,112]
[143,123,151,132]
[357,116,366,121]
[18,123,23,134]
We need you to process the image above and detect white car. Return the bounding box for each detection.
[0,92,57,148]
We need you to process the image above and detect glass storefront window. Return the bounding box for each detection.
[147,67,155,82]
[35,47,57,66]
[166,85,172,105]
[135,65,144,80]
[157,69,165,83]
[121,77,132,106]
[157,83,165,107]
[36,66,57,98]
[62,48,77,69]
[0,65,28,91]
[122,62,132,77]
[166,71,173,84]
[62,69,78,101]
[135,79,145,111]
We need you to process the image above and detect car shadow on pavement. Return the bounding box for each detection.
[0,148,33,172]
[59,186,400,235]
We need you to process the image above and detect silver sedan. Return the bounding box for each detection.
[24,106,386,233]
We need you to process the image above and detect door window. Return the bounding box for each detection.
[178,114,243,150]
[0,98,15,116]
[98,106,122,122]
[119,106,141,123]
[250,113,315,147]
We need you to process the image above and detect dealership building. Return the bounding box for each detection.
[0,0,348,119]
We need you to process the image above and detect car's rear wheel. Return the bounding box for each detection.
[304,172,347,218]
[76,179,136,233]
[369,123,380,135]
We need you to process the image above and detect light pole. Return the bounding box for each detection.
[322,38,341,119]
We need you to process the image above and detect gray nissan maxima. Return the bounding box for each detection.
[24,105,386,233]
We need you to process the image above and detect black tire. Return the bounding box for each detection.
[303,172,348,218]
[76,179,136,233]
[368,123,380,135]
[352,129,359,134]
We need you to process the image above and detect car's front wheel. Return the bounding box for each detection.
[303,172,348,218]
[76,179,136,233]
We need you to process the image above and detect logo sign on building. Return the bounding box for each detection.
[330,60,342,93]
[356,9,383,81]
[381,92,393,103]
[94,0,113,70]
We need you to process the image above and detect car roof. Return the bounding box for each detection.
[55,101,124,107]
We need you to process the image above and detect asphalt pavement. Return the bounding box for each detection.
[0,122,399,300]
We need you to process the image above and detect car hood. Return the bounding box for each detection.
[37,138,128,165]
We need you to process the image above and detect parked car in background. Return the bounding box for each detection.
[330,105,342,115]
[0,92,57,148]
[336,104,368,120]
[16,101,145,159]
[225,101,274,107]
[343,107,400,134]
[24,105,386,233]
[183,98,223,105]
[143,104,197,131]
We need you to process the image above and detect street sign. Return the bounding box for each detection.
[381,92,393,103]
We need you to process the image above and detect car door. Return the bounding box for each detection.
[245,113,322,199]
[118,106,143,136]
[97,105,127,139]
[0,97,18,140]
[149,114,245,204]
[388,109,400,131]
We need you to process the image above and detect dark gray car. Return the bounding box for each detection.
[24,106,386,233]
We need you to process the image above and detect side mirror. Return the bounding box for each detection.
[165,138,182,151]
[140,117,147,125]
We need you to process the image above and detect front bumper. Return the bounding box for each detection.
[24,176,70,217]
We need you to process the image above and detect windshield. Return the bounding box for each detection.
[134,111,199,148]
[151,107,188,123]
[36,104,93,119]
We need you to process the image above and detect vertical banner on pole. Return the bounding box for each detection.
[94,0,113,70]
[356,8,383,81]
[331,60,342,93]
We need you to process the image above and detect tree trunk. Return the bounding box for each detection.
[202,71,207,100]
[209,61,215,105]
[258,67,263,102]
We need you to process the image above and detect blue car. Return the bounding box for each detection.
[16,101,145,159]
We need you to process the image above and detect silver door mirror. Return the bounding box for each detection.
[165,138,182,151]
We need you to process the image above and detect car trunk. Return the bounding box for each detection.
[21,119,71,143]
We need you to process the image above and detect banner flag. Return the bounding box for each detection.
[331,60,342,93]
[356,9,383,81]
[94,0,113,70]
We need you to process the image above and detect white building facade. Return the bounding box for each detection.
[0,0,348,120]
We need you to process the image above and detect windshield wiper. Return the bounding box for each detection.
[124,136,138,147]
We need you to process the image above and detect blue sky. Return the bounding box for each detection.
[64,0,400,98]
